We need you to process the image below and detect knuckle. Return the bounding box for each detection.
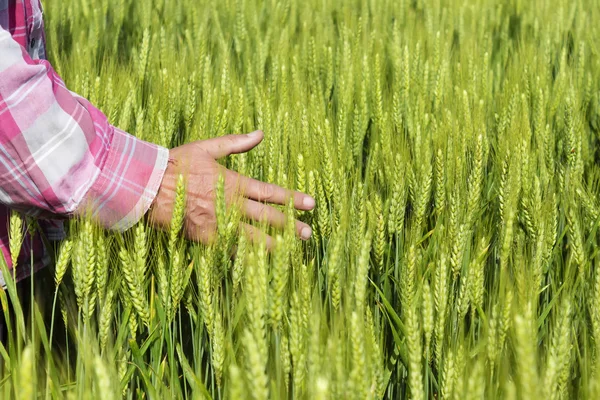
[226,135,238,146]
[259,184,275,200]
[257,203,269,220]
[244,225,257,239]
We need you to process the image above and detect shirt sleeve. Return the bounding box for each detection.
[0,26,169,231]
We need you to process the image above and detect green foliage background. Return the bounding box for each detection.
[1,0,600,398]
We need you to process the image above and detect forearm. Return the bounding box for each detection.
[0,26,168,230]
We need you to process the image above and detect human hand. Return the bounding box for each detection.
[147,131,315,248]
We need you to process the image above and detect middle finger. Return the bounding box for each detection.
[229,172,315,211]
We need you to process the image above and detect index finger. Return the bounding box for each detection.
[229,172,316,211]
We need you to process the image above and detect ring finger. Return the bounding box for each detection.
[243,199,312,240]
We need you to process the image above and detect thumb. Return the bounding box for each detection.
[202,130,264,159]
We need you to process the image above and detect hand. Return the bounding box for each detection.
[147,131,315,249]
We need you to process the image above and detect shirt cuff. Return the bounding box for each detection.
[80,127,169,231]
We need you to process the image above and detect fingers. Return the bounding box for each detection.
[201,131,264,159]
[230,173,316,211]
[242,223,274,250]
[244,199,313,240]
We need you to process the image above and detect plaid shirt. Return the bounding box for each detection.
[0,0,169,283]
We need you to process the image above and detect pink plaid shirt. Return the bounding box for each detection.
[0,0,169,283]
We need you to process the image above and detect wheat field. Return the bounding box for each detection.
[1,0,600,398]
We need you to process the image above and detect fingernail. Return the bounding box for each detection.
[301,227,312,240]
[303,196,315,209]
[248,130,262,138]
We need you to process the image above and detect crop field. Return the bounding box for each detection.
[1,0,600,398]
